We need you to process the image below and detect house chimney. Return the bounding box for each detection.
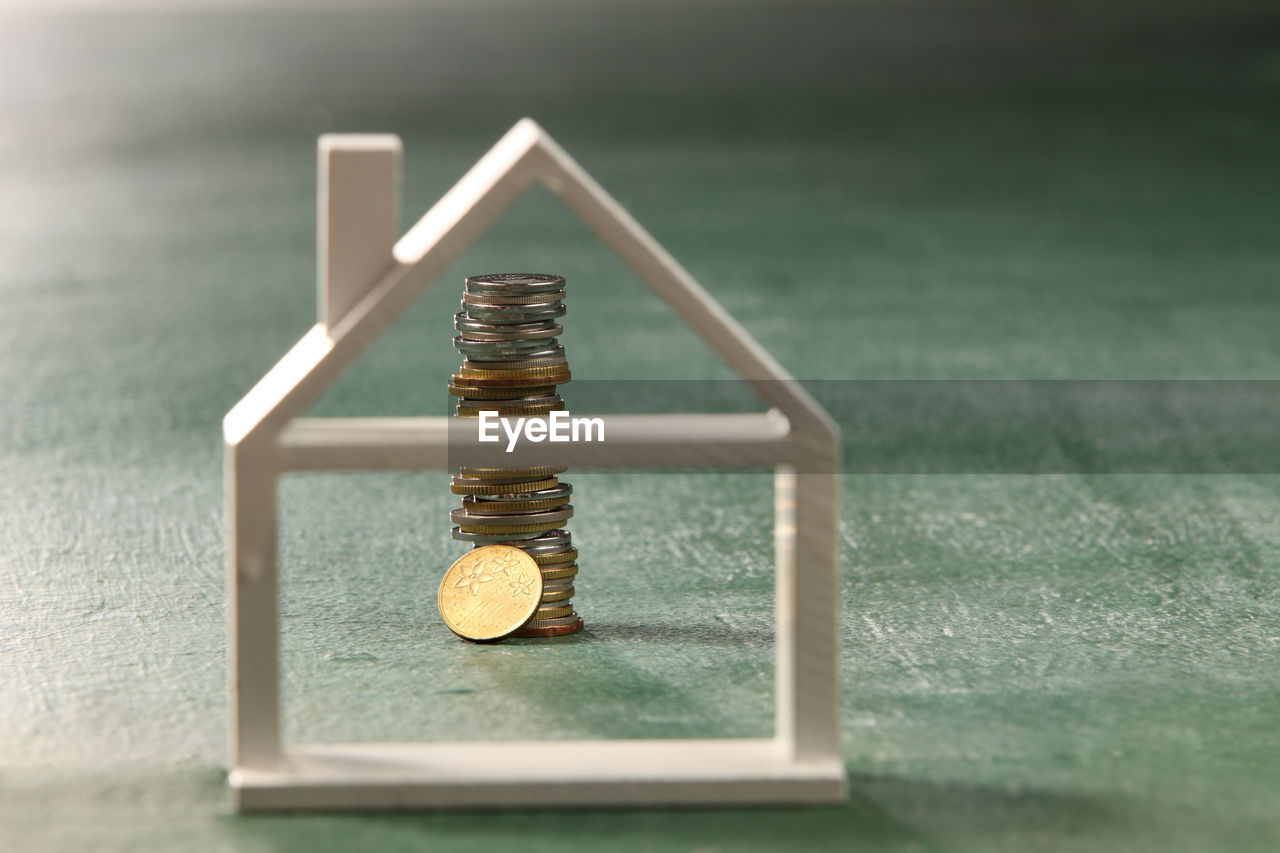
[318,134,402,328]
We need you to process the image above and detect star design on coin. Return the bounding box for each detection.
[489,552,522,578]
[453,562,494,596]
[509,576,535,596]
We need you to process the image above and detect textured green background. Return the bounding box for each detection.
[3,2,1279,850]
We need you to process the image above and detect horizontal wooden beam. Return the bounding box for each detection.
[277,415,450,471]
[275,412,798,472]
[231,738,845,811]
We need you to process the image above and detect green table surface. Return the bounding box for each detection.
[4,3,1279,851]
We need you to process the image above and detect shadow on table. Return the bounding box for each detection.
[572,620,774,647]
[224,770,1129,853]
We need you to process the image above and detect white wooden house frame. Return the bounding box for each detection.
[223,119,843,811]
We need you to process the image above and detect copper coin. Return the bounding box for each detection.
[511,617,584,638]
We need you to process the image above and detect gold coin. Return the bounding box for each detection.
[539,564,578,581]
[529,603,573,620]
[437,545,543,641]
[456,401,563,411]
[460,466,566,480]
[532,548,578,566]
[455,404,564,418]
[459,364,572,379]
[448,383,558,398]
[538,587,574,602]
[450,476,558,496]
[463,496,571,514]
[451,372,571,388]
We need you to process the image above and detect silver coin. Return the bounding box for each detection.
[460,342,564,356]
[456,335,562,348]
[513,530,573,550]
[521,613,580,627]
[455,356,565,371]
[453,346,562,363]
[469,484,573,503]
[519,546,575,559]
[518,540,575,554]
[465,273,565,294]
[455,391,565,405]
[464,289,566,306]
[458,396,563,409]
[462,348,566,366]
[540,579,575,593]
[454,329,559,341]
[451,526,547,543]
[453,344,561,360]
[462,357,568,371]
[456,326,561,342]
[462,298,564,316]
[455,334,560,348]
[453,332,562,347]
[450,506,573,527]
[462,326,562,343]
[464,295,565,311]
[454,314,562,333]
[517,528,573,541]
[462,302,567,322]
[457,335,560,348]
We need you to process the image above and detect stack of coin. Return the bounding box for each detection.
[448,273,583,637]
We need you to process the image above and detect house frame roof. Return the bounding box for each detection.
[223,118,836,452]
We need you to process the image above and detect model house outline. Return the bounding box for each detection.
[224,118,843,810]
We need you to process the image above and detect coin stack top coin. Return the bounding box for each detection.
[446,273,583,638]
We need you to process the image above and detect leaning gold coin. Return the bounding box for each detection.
[438,545,544,641]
